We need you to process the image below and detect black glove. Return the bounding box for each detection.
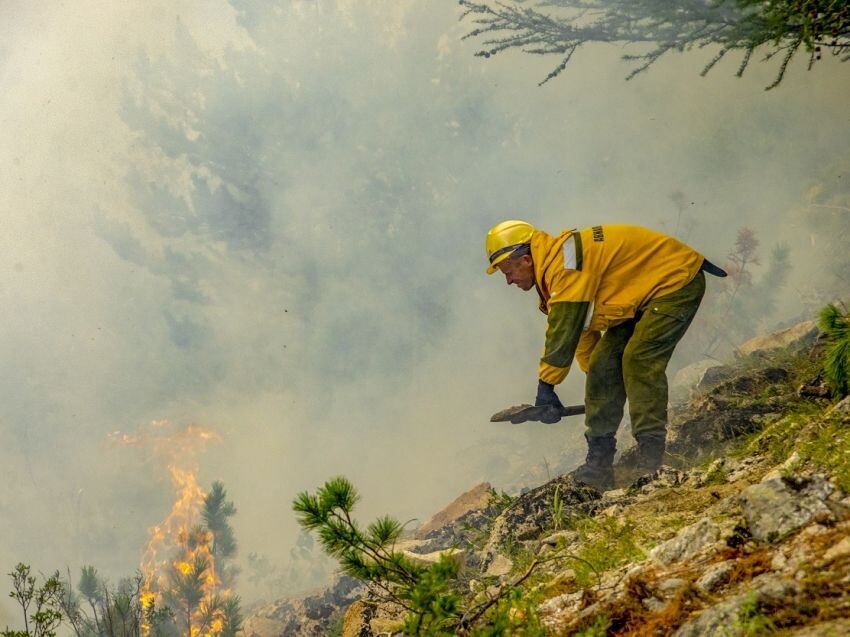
[535,380,564,410]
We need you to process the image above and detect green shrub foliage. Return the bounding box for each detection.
[819,303,850,396]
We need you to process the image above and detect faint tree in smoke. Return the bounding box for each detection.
[202,481,238,587]
[59,566,146,637]
[797,167,850,302]
[76,566,102,636]
[114,3,510,395]
[460,0,850,88]
[57,567,172,637]
[681,227,791,360]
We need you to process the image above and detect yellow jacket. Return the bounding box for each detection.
[532,225,704,384]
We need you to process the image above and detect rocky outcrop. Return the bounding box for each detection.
[736,320,819,357]
[739,474,835,542]
[243,576,364,637]
[415,482,492,535]
[666,365,798,461]
[481,475,599,568]
[251,325,850,636]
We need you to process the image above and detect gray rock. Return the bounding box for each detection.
[656,577,689,596]
[675,575,799,637]
[695,561,734,593]
[539,530,580,548]
[698,365,734,390]
[628,466,689,493]
[736,320,819,357]
[484,553,513,577]
[537,590,583,616]
[642,597,667,612]
[828,395,850,416]
[481,475,600,568]
[672,359,729,395]
[403,547,465,570]
[244,575,365,637]
[739,474,835,543]
[751,573,800,602]
[673,593,747,637]
[649,518,722,566]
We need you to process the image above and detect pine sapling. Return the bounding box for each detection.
[819,303,850,397]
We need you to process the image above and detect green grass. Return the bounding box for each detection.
[573,614,611,637]
[797,412,850,493]
[701,461,728,486]
[735,592,776,636]
[560,516,647,588]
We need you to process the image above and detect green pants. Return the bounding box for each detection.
[584,271,706,441]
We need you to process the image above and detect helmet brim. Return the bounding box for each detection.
[486,251,511,274]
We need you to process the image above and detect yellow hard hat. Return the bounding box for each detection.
[485,220,535,274]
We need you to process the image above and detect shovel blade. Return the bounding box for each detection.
[490,403,584,424]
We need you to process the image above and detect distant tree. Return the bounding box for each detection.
[798,167,850,300]
[60,568,156,637]
[167,554,208,637]
[675,226,791,361]
[76,566,102,636]
[202,481,238,578]
[1,564,64,637]
[460,0,850,88]
[218,596,243,637]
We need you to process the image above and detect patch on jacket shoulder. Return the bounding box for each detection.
[592,226,604,242]
[563,233,583,270]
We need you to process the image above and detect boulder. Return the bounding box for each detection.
[416,482,492,535]
[649,517,722,566]
[736,320,819,358]
[341,601,373,637]
[402,548,465,570]
[739,474,835,543]
[697,364,734,390]
[481,475,600,567]
[674,574,799,637]
[694,561,734,593]
[828,395,850,416]
[672,359,730,393]
[243,575,365,637]
[484,553,513,577]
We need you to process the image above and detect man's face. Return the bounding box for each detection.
[497,254,535,291]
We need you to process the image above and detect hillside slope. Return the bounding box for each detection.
[246,323,850,636]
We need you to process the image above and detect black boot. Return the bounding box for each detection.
[571,433,616,491]
[616,433,666,485]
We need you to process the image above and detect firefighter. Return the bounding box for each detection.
[486,220,725,489]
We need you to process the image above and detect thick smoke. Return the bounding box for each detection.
[1,0,848,612]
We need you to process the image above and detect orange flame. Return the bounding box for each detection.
[112,420,231,637]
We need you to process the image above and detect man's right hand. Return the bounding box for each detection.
[535,380,565,410]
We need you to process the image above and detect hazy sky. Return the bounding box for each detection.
[2,0,849,611]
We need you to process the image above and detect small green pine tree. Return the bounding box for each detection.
[293,477,547,636]
[819,303,850,397]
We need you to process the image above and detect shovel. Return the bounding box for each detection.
[490,403,586,425]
